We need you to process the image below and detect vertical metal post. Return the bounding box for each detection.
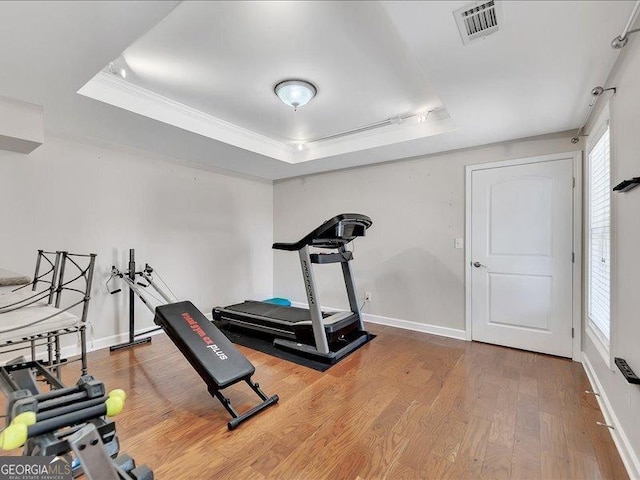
[109,250,153,352]
[339,245,365,330]
[54,252,68,309]
[33,250,43,292]
[80,326,87,375]
[299,246,329,354]
[54,335,61,379]
[80,254,94,375]
[47,333,53,368]
[80,254,97,324]
[128,249,136,345]
[48,252,61,305]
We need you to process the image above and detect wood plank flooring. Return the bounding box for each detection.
[1,324,628,479]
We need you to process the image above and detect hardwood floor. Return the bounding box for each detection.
[2,324,628,479]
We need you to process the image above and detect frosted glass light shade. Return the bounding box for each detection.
[274,80,317,110]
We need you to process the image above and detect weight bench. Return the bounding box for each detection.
[154,301,279,430]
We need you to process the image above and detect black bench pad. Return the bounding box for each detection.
[154,301,255,389]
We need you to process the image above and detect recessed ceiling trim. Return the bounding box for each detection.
[78,71,455,164]
[78,71,295,163]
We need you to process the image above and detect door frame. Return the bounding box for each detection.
[464,151,583,361]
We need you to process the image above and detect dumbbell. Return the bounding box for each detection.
[7,375,106,423]
[0,389,126,451]
[115,455,154,480]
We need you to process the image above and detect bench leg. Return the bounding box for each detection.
[210,388,237,417]
[208,379,279,431]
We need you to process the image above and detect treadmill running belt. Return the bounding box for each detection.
[224,301,328,323]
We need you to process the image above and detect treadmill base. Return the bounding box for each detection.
[273,330,371,365]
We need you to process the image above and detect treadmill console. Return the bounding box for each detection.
[273,213,372,251]
[336,219,366,239]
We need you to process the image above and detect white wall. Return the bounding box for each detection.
[0,133,273,354]
[273,133,578,334]
[581,29,640,477]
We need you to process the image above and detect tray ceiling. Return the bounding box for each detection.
[0,1,632,179]
[79,1,455,164]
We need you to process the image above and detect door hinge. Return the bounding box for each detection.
[572,252,575,263]
[572,327,575,338]
[573,177,576,188]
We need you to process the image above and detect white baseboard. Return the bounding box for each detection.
[363,311,467,340]
[291,301,467,341]
[582,351,640,480]
[4,326,167,365]
[86,326,166,353]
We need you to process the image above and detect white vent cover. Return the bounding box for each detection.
[453,0,502,45]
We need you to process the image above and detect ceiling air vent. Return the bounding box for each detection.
[453,0,502,45]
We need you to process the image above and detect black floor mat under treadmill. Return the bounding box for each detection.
[218,324,375,372]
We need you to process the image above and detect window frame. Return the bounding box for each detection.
[585,104,613,367]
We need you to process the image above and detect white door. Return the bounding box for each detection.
[469,158,574,357]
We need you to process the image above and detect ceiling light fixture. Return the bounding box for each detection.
[274,79,317,111]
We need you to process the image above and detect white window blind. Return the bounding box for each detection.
[588,124,611,342]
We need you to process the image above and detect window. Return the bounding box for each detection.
[587,118,611,348]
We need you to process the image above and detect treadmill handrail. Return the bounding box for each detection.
[272,213,372,252]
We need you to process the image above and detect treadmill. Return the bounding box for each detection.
[213,213,373,364]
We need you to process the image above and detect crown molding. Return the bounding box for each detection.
[78,71,455,164]
[78,71,295,163]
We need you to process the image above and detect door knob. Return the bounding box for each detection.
[472,261,487,268]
